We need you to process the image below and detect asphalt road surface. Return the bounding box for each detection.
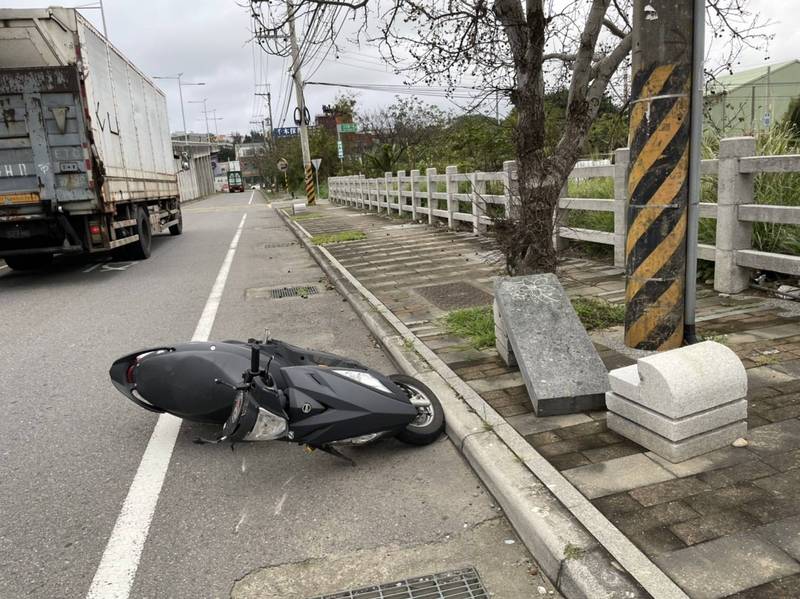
[0,192,555,599]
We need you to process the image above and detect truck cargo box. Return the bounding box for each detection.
[0,7,177,207]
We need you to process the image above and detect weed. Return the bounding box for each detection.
[570,297,626,330]
[292,212,325,221]
[311,230,367,245]
[442,306,496,349]
[563,544,585,560]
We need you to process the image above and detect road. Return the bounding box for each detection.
[0,192,554,598]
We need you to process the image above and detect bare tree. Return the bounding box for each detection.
[251,0,770,273]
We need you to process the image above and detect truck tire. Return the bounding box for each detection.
[128,207,152,260]
[4,254,53,271]
[169,208,183,236]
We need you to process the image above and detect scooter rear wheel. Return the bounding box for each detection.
[389,374,445,446]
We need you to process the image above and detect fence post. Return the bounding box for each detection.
[384,172,392,214]
[396,170,406,217]
[613,147,630,268]
[445,165,457,229]
[410,169,420,221]
[358,174,365,209]
[714,136,756,294]
[471,171,487,234]
[502,160,518,220]
[425,167,436,225]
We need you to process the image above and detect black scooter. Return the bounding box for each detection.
[109,336,445,464]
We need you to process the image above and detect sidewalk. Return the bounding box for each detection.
[286,202,800,599]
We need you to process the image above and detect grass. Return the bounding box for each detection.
[442,306,496,349]
[291,211,325,221]
[570,297,626,330]
[310,230,367,245]
[565,177,614,233]
[442,296,624,349]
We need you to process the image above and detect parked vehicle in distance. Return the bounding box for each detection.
[227,170,244,193]
[0,8,182,270]
[110,335,446,464]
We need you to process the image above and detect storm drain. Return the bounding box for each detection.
[270,285,319,299]
[264,241,297,248]
[309,567,488,599]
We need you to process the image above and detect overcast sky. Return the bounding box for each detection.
[11,1,799,136]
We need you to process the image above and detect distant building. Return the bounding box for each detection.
[236,142,267,186]
[705,60,800,136]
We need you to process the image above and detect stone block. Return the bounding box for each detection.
[608,364,641,401]
[292,203,307,214]
[494,274,609,416]
[494,325,517,367]
[608,413,747,464]
[606,393,748,442]
[634,341,748,418]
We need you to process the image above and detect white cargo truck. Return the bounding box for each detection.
[0,7,182,270]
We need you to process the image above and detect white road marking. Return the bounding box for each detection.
[274,492,288,516]
[83,262,102,273]
[86,213,248,599]
[233,512,246,534]
[248,190,255,205]
[0,264,7,271]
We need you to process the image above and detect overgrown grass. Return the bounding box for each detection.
[443,296,624,349]
[311,230,367,245]
[699,124,800,256]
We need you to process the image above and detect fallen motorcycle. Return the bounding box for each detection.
[109,336,445,464]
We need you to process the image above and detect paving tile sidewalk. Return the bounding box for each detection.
[295,203,800,598]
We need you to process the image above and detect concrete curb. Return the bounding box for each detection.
[275,206,687,599]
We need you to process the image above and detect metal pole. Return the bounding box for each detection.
[98,0,108,37]
[683,0,705,345]
[624,0,693,351]
[177,73,188,143]
[287,0,315,205]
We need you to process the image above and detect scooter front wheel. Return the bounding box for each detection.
[389,374,445,446]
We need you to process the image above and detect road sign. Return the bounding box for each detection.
[273,127,299,138]
[277,158,288,172]
[311,158,322,170]
[336,123,358,133]
[337,141,344,159]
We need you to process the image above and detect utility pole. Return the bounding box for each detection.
[255,86,274,148]
[286,0,315,205]
[153,74,205,142]
[188,98,211,151]
[624,0,696,351]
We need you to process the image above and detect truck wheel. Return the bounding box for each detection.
[169,208,183,236]
[4,254,53,271]
[128,207,152,260]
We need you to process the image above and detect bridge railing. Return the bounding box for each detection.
[327,136,800,293]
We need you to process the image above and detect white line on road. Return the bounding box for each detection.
[248,190,255,205]
[86,213,248,599]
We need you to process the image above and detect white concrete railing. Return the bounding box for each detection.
[327,136,800,294]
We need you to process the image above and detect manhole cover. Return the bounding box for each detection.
[246,285,319,300]
[415,282,493,310]
[309,568,488,599]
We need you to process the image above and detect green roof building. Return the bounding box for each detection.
[704,60,800,135]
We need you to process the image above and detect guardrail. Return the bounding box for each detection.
[328,136,800,294]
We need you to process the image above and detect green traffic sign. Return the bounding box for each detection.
[337,123,358,133]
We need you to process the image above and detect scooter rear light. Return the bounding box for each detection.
[126,362,137,384]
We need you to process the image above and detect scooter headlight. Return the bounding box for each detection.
[333,369,392,394]
[243,407,288,441]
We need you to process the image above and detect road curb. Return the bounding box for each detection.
[276,206,687,599]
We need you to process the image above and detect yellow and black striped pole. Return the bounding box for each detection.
[304,163,316,205]
[624,0,694,351]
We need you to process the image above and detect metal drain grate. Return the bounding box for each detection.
[271,285,319,299]
[309,568,488,599]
